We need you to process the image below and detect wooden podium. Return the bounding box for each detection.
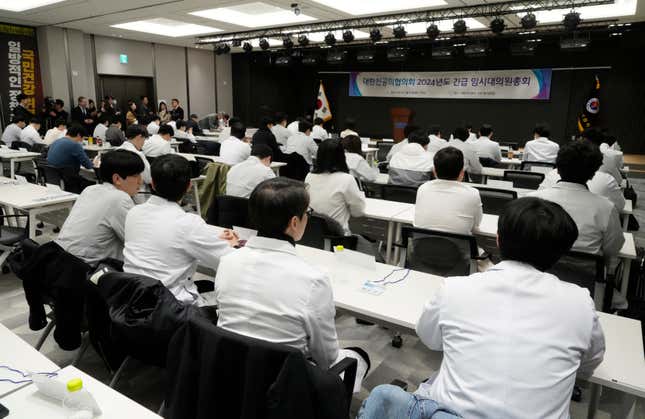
[390,107,414,142]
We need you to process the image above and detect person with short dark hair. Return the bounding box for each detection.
[174,119,197,143]
[186,113,203,136]
[305,139,365,234]
[312,117,328,140]
[285,120,318,166]
[12,93,34,121]
[220,121,251,165]
[169,98,184,121]
[137,95,153,125]
[582,127,623,184]
[92,114,111,140]
[253,116,285,161]
[448,126,483,175]
[118,124,151,185]
[226,144,276,198]
[389,129,434,187]
[105,119,126,147]
[271,112,291,146]
[147,115,161,136]
[414,146,483,235]
[44,119,67,145]
[341,135,378,182]
[530,141,624,257]
[53,99,68,123]
[427,125,447,154]
[56,150,144,265]
[215,177,370,391]
[123,154,237,305]
[360,196,605,419]
[287,117,302,135]
[340,117,358,138]
[47,124,94,171]
[386,124,419,162]
[523,123,559,163]
[71,96,94,135]
[469,123,502,163]
[1,116,26,147]
[143,124,174,157]
[19,117,43,146]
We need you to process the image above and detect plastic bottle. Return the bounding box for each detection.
[62,378,99,419]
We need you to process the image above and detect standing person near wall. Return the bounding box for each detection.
[170,98,184,121]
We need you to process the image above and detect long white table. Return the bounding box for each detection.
[0,177,77,239]
[0,323,59,398]
[0,365,162,418]
[296,244,645,419]
[0,149,41,179]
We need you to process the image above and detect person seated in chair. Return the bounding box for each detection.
[471,124,502,165]
[215,177,370,392]
[523,123,559,164]
[388,129,434,187]
[359,197,605,419]
[1,116,26,148]
[43,119,67,146]
[56,150,143,266]
[123,154,238,305]
[285,120,318,167]
[414,147,482,236]
[386,124,419,162]
[220,121,251,165]
[342,135,379,183]
[252,116,285,162]
[174,120,196,143]
[19,117,44,146]
[47,124,93,172]
[147,115,161,136]
[226,144,275,198]
[448,126,483,176]
[529,140,624,259]
[143,124,174,158]
[305,139,365,235]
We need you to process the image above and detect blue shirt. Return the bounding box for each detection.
[47,137,93,171]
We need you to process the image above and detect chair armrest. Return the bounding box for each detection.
[328,357,358,405]
[1,214,29,220]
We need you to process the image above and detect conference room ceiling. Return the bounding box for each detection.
[0,0,643,48]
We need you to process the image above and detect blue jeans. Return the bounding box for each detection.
[358,385,461,419]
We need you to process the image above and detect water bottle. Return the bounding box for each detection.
[62,379,95,419]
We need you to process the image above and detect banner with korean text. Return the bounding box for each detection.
[349,69,552,100]
[0,23,43,125]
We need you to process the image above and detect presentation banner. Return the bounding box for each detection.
[0,23,43,124]
[349,69,552,100]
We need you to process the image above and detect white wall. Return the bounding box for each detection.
[154,44,187,113]
[187,48,216,117]
[37,28,232,116]
[94,36,153,77]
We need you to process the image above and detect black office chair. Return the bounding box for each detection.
[398,226,489,277]
[547,251,613,311]
[195,141,220,156]
[477,187,518,216]
[10,140,32,151]
[361,182,385,199]
[503,170,545,190]
[520,161,556,173]
[0,213,29,271]
[177,140,197,153]
[194,156,214,176]
[376,141,394,163]
[206,195,250,229]
[300,212,358,251]
[382,184,418,204]
[479,157,503,168]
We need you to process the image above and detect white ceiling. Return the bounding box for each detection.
[0,0,643,48]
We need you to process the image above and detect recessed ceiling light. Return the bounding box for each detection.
[310,0,445,16]
[516,0,636,23]
[0,0,66,12]
[111,18,221,37]
[306,29,369,43]
[402,18,485,34]
[190,2,316,28]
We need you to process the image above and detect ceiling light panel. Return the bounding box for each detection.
[403,18,485,34]
[190,2,316,28]
[516,0,636,22]
[111,18,221,37]
[307,29,369,42]
[0,0,66,12]
[310,0,446,15]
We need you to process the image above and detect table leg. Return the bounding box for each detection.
[10,160,15,179]
[622,214,629,231]
[276,167,281,176]
[28,211,36,240]
[385,221,394,265]
[194,183,201,215]
[393,222,402,266]
[587,383,600,419]
[620,257,632,299]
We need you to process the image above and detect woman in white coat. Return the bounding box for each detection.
[341,135,379,183]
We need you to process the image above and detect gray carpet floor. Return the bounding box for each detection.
[2,179,645,418]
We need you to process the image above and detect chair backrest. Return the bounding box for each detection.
[195,141,220,156]
[177,140,197,154]
[479,157,503,168]
[194,157,214,176]
[400,226,478,276]
[376,141,394,162]
[280,152,309,181]
[300,212,348,251]
[206,195,250,229]
[520,161,556,172]
[10,141,32,151]
[476,187,517,216]
[547,251,605,299]
[382,184,418,204]
[503,170,545,190]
